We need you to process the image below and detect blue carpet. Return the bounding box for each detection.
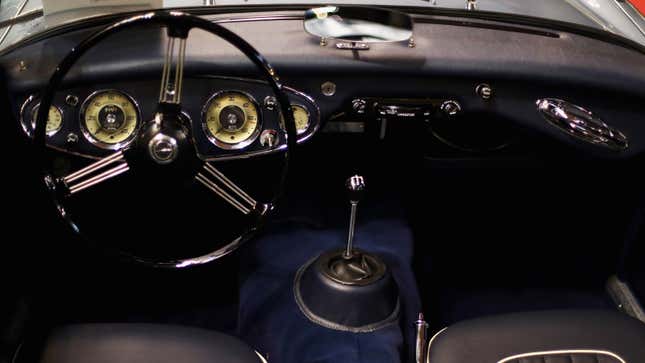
[237,218,421,363]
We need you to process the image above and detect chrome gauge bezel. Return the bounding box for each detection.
[20,95,64,138]
[79,89,142,150]
[201,90,263,150]
[283,86,321,144]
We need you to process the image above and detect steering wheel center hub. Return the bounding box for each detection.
[148,134,178,164]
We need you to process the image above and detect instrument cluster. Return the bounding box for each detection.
[19,77,320,160]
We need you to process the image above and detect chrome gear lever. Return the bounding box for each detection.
[345,175,366,258]
[293,174,399,330]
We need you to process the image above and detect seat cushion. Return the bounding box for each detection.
[36,324,263,363]
[427,310,645,363]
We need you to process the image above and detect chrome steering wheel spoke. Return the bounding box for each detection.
[159,33,187,105]
[59,151,129,195]
[195,163,259,215]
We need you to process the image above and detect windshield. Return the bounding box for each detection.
[0,0,644,50]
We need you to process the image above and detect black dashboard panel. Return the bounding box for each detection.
[1,10,644,158]
[16,76,319,160]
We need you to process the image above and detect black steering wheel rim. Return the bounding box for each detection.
[35,10,298,268]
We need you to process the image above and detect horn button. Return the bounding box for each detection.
[148,134,178,164]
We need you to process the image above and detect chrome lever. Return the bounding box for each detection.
[345,175,366,257]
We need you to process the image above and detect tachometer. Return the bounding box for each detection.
[80,90,140,149]
[202,91,261,149]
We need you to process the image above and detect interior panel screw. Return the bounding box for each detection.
[320,37,328,46]
[408,37,416,48]
[66,132,79,144]
[321,81,336,97]
[475,83,493,100]
[264,96,277,110]
[18,61,27,72]
[65,94,79,107]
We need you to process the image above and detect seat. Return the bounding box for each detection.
[29,324,263,363]
[427,310,645,363]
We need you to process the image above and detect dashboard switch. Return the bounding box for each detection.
[440,100,462,116]
[352,99,367,114]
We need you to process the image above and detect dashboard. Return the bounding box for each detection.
[18,76,319,160]
[2,8,645,161]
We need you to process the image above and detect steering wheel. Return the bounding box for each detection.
[34,11,297,268]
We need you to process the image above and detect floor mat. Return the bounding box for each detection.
[237,218,421,363]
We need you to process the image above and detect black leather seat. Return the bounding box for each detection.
[33,324,263,363]
[427,310,645,363]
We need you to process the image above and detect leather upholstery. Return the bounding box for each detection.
[37,324,262,363]
[427,310,645,363]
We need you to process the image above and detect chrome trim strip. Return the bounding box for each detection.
[614,0,645,38]
[254,351,268,363]
[536,98,628,151]
[425,327,447,363]
[498,350,626,363]
[212,14,303,24]
[607,275,645,323]
[0,0,29,45]
[19,94,36,137]
[19,95,64,138]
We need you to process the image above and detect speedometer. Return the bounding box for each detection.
[80,90,140,149]
[202,91,261,149]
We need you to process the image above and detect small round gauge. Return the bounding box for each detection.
[291,105,310,135]
[20,96,64,138]
[202,91,261,149]
[80,90,140,149]
[280,104,311,135]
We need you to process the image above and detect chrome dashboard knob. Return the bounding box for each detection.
[440,100,462,116]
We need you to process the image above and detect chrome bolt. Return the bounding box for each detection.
[321,81,336,97]
[320,37,328,46]
[263,96,277,110]
[18,61,27,72]
[260,129,279,148]
[408,37,416,48]
[66,132,79,144]
[475,84,493,100]
[65,95,79,107]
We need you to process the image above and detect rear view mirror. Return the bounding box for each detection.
[304,6,413,49]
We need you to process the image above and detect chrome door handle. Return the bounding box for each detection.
[536,98,628,151]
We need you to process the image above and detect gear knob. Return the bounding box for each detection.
[346,175,366,203]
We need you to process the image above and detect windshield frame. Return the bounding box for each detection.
[1,3,644,57]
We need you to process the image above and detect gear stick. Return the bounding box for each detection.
[294,175,400,331]
[345,175,365,257]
